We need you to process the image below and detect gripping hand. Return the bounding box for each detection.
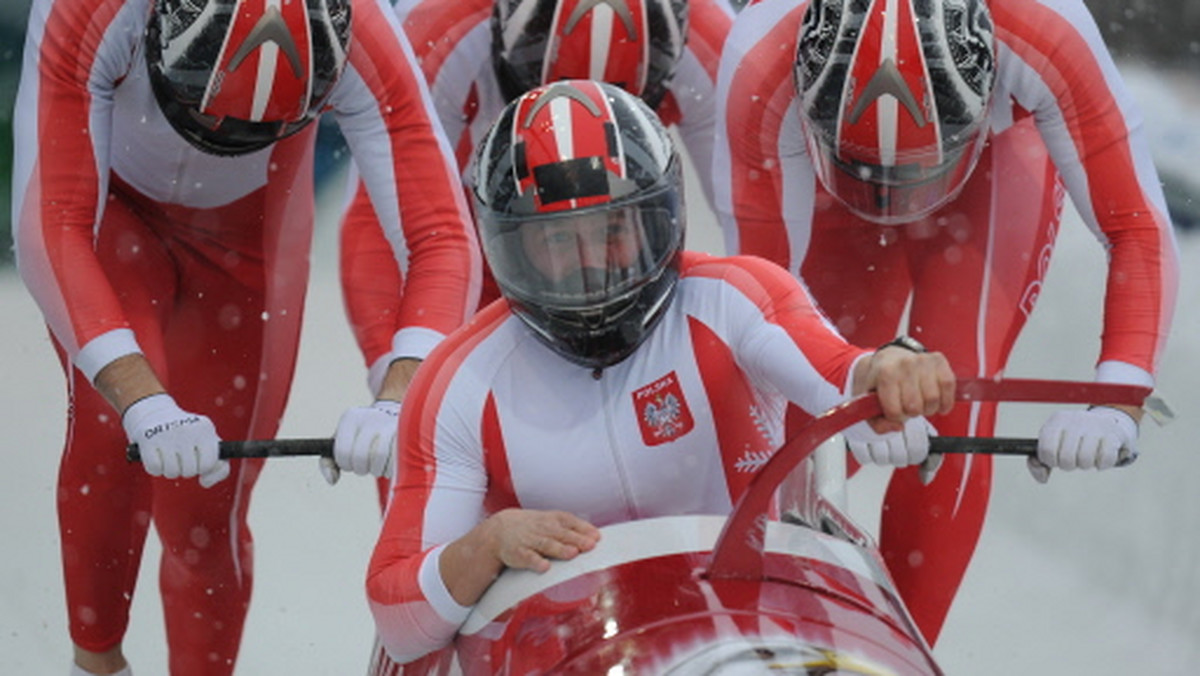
[322,400,401,485]
[1032,406,1139,482]
[123,393,228,487]
[844,416,935,467]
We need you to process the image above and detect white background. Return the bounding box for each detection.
[3,73,1199,676]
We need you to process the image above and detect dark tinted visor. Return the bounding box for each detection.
[150,66,317,156]
[480,181,681,309]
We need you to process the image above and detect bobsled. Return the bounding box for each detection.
[124,380,1152,675]
[442,379,1150,675]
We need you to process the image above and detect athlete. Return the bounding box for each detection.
[365,80,957,667]
[12,0,480,674]
[711,0,1179,644]
[330,0,735,489]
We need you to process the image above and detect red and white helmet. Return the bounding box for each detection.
[473,80,684,368]
[491,0,689,109]
[795,0,996,223]
[146,0,352,156]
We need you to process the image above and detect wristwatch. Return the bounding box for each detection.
[879,335,927,353]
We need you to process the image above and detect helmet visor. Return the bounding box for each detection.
[808,124,987,225]
[148,63,320,155]
[481,182,682,310]
[174,109,315,155]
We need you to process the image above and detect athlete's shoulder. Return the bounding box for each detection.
[687,0,736,34]
[33,0,150,45]
[683,0,735,67]
[720,0,806,82]
[402,0,491,49]
[347,0,405,43]
[989,0,1102,42]
[404,300,518,403]
[989,0,1114,88]
[43,0,147,18]
[989,0,1093,16]
[729,0,807,39]
[426,300,514,363]
[24,0,147,86]
[680,251,800,296]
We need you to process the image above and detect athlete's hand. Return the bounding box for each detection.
[844,416,936,467]
[122,393,228,488]
[321,400,402,485]
[440,508,604,607]
[486,509,602,574]
[853,344,955,430]
[1031,406,1139,483]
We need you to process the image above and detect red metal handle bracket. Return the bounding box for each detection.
[706,378,1150,580]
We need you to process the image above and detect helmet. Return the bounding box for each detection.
[473,80,685,368]
[794,0,995,224]
[491,0,688,110]
[146,0,352,156]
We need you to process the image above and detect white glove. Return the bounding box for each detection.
[1033,406,1139,482]
[321,400,401,485]
[122,393,228,488]
[844,416,936,467]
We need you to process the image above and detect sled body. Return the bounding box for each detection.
[456,513,938,674]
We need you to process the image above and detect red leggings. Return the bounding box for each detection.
[57,151,314,674]
[797,119,1063,644]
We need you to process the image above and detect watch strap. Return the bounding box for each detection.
[879,335,927,353]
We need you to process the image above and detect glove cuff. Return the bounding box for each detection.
[373,399,403,414]
[121,392,174,425]
[1089,404,1140,431]
[121,392,180,444]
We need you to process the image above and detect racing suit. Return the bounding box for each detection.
[12,0,480,671]
[711,0,1179,644]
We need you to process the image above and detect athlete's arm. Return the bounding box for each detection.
[996,0,1179,390]
[92,353,166,413]
[337,0,492,393]
[699,255,954,425]
[332,0,483,370]
[13,0,146,381]
[710,0,817,274]
[439,508,600,606]
[376,358,422,402]
[366,340,490,661]
[667,0,733,211]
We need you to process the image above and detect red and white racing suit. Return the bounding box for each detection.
[12,0,479,672]
[712,0,1179,644]
[366,251,869,665]
[338,0,734,396]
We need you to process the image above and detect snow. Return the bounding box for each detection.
[4,92,1200,676]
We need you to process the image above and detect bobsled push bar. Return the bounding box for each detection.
[125,435,1061,462]
[126,437,333,462]
[126,378,1153,463]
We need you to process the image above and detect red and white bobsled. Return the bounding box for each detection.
[419,379,1150,675]
[455,514,931,675]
